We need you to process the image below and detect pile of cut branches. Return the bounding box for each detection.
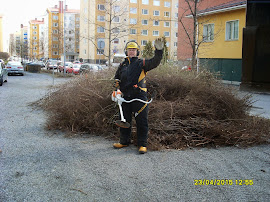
[38,66,270,150]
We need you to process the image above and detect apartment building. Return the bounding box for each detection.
[44,1,80,61]
[29,18,45,60]
[19,25,29,60]
[9,34,16,56]
[80,0,178,63]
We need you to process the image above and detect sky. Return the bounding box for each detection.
[0,0,80,52]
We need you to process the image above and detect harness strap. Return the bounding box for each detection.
[135,102,148,117]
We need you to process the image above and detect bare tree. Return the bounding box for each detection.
[81,0,132,66]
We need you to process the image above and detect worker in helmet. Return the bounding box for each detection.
[113,38,164,154]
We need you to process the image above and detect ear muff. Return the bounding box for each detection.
[124,41,140,56]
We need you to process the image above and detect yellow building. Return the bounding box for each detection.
[0,14,3,52]
[80,0,178,63]
[45,2,80,61]
[29,19,44,60]
[196,1,246,81]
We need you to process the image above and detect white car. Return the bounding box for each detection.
[6,61,24,76]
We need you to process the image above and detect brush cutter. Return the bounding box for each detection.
[112,87,153,128]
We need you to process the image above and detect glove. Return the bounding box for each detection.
[154,38,164,50]
[113,79,120,88]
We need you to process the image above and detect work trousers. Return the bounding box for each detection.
[119,94,149,147]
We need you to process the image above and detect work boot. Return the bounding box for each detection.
[138,146,147,154]
[113,143,128,149]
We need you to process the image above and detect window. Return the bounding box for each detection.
[97,26,105,33]
[164,22,170,27]
[53,15,58,20]
[69,31,72,34]
[153,20,159,26]
[226,20,239,40]
[164,1,170,7]
[141,40,147,46]
[53,23,58,27]
[175,3,178,8]
[166,42,169,47]
[153,10,160,16]
[33,26,37,29]
[175,32,178,37]
[142,0,149,5]
[130,28,137,34]
[175,13,178,18]
[53,37,58,41]
[130,0,137,3]
[97,38,105,54]
[174,42,177,47]
[164,12,170,17]
[153,0,160,6]
[98,4,105,10]
[53,51,58,55]
[113,38,119,44]
[142,9,148,15]
[142,19,148,25]
[33,36,37,40]
[53,29,58,34]
[203,24,214,42]
[97,16,105,21]
[130,7,137,14]
[164,31,170,37]
[84,49,86,55]
[130,18,137,24]
[112,27,120,33]
[175,22,178,28]
[113,16,120,22]
[33,31,37,35]
[53,44,58,48]
[141,30,148,35]
[114,6,120,12]
[153,31,159,36]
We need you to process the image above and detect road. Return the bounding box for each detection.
[0,72,269,201]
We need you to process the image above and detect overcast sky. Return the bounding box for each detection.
[0,0,80,51]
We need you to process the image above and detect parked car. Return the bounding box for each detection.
[58,62,73,73]
[0,61,8,86]
[35,61,45,67]
[71,64,82,75]
[46,60,61,70]
[79,63,102,74]
[6,61,24,76]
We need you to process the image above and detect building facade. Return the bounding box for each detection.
[80,0,178,63]
[29,19,45,60]
[177,0,234,62]
[196,0,246,81]
[44,1,80,61]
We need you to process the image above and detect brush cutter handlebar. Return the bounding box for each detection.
[112,89,153,128]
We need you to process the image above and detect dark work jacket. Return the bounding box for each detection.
[114,49,163,98]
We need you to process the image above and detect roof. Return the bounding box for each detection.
[186,0,246,18]
[47,7,80,14]
[29,20,44,24]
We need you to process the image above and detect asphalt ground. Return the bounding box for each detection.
[0,72,269,201]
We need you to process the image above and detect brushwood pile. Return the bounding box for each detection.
[38,65,270,150]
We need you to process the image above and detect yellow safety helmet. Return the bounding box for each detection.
[126,42,139,50]
[125,41,140,56]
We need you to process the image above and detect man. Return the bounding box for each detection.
[113,38,164,154]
